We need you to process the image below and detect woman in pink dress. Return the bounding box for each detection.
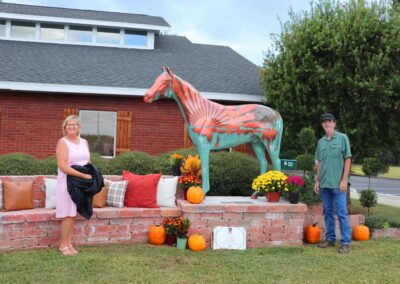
[56,115,91,255]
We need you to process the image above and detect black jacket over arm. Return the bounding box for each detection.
[67,164,105,220]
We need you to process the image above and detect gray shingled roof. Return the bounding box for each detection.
[0,35,263,96]
[0,2,170,27]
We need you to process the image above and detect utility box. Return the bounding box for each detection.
[281,159,297,170]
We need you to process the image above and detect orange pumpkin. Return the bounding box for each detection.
[188,234,206,251]
[187,186,204,204]
[305,223,321,244]
[148,225,166,245]
[353,224,370,241]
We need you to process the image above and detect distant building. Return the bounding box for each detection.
[0,2,263,158]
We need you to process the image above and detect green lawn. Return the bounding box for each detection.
[350,199,400,220]
[0,239,399,284]
[351,165,400,179]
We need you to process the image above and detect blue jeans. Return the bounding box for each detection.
[320,188,351,245]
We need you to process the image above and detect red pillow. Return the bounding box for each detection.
[122,170,161,208]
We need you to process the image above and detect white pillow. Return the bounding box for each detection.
[0,179,3,210]
[44,178,57,209]
[157,176,178,207]
[106,180,129,208]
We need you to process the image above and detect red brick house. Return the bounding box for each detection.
[0,3,263,159]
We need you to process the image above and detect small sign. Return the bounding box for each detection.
[212,226,246,250]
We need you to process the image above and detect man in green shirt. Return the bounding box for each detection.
[314,113,352,254]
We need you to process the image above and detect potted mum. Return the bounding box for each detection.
[179,155,202,200]
[252,170,288,202]
[163,218,179,246]
[176,217,191,250]
[170,153,184,176]
[285,175,305,204]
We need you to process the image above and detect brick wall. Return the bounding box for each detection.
[0,92,184,158]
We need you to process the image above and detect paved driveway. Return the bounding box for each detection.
[350,176,400,196]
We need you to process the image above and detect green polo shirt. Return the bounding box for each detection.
[316,131,352,189]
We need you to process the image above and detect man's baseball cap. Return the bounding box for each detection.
[321,113,336,122]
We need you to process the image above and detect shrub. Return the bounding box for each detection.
[208,151,259,196]
[359,189,378,217]
[299,175,321,205]
[110,151,159,175]
[90,152,112,174]
[362,157,389,188]
[0,153,38,175]
[38,155,58,175]
[365,215,400,232]
[298,127,316,155]
[280,149,298,160]
[296,154,315,175]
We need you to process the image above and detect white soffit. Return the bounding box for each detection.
[0,81,263,102]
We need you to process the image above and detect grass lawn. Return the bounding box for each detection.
[351,165,400,179]
[350,199,400,220]
[1,239,399,284]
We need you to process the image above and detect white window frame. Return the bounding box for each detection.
[0,17,155,49]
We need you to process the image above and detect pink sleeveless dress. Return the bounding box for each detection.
[56,137,90,218]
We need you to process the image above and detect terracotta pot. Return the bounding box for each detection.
[165,234,177,246]
[266,191,280,202]
[183,189,188,201]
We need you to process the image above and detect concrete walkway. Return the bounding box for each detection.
[350,188,400,208]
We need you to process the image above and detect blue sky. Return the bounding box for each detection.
[4,0,314,66]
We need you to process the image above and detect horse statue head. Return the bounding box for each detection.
[143,67,174,103]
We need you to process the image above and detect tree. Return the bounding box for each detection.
[359,189,378,217]
[362,157,389,188]
[298,127,316,155]
[262,0,400,164]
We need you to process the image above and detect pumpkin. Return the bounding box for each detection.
[187,186,204,204]
[305,223,321,244]
[353,224,370,241]
[188,234,206,251]
[148,225,165,245]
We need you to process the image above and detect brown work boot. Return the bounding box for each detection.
[317,240,336,248]
[338,244,350,254]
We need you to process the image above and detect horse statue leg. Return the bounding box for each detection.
[251,141,267,174]
[196,136,211,195]
[265,121,283,171]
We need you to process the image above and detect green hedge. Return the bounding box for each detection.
[110,151,159,175]
[0,150,261,196]
[0,153,39,175]
[208,151,259,196]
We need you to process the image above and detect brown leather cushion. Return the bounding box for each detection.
[3,181,34,211]
[93,186,108,208]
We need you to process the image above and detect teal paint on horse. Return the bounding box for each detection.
[144,67,283,195]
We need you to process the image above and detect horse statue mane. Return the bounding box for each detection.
[144,67,283,194]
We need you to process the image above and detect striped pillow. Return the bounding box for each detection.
[106,180,128,208]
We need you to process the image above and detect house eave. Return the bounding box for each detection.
[0,12,170,32]
[0,81,263,103]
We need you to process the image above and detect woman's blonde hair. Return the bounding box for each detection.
[62,115,81,136]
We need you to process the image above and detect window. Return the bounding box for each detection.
[0,20,5,37]
[124,29,147,46]
[40,23,64,41]
[11,21,35,39]
[97,27,120,45]
[80,110,117,157]
[69,25,92,43]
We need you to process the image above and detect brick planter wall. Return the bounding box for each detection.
[0,176,369,252]
[178,197,308,248]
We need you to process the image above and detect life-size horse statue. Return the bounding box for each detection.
[144,67,283,194]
